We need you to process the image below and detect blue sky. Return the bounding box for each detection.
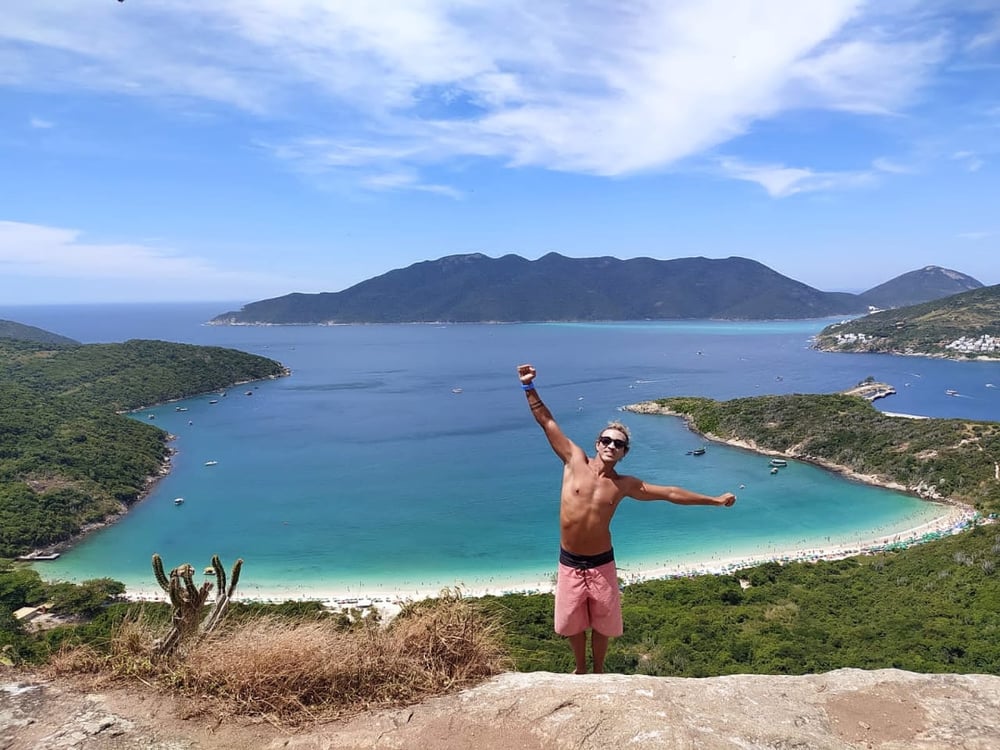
[1,0,998,305]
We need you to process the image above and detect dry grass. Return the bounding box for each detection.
[49,590,510,724]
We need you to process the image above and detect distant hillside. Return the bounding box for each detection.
[211,253,870,324]
[859,266,982,309]
[815,284,1000,359]
[0,319,78,345]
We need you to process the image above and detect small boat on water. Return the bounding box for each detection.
[16,551,61,561]
[946,389,959,396]
[769,458,788,467]
[175,407,188,412]
[174,497,185,506]
[686,447,706,456]
[770,467,779,475]
[451,387,463,394]
[204,460,218,466]
[209,399,219,404]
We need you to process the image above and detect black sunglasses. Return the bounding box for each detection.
[598,436,628,449]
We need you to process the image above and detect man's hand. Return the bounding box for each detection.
[718,493,736,507]
[517,363,536,385]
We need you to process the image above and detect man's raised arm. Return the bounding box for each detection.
[517,363,577,463]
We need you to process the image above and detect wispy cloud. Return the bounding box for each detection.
[953,150,985,172]
[29,116,53,129]
[0,1,967,192]
[967,15,1000,52]
[872,157,915,174]
[717,158,875,198]
[0,220,311,300]
[360,171,464,199]
[957,231,992,240]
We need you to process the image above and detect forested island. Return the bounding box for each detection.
[0,338,288,558]
[210,255,981,325]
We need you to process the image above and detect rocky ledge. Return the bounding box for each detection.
[3,668,1000,749]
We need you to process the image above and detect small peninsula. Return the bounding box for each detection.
[814,283,1000,359]
[0,338,289,558]
[624,389,1000,517]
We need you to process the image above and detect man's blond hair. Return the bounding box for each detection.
[597,421,631,446]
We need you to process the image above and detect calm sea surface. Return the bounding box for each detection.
[3,303,999,597]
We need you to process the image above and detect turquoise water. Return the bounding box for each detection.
[3,304,998,597]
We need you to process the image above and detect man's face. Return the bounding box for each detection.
[596,429,629,459]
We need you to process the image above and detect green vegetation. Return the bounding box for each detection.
[647,393,1000,515]
[0,319,78,346]
[487,524,1000,675]
[815,284,1000,358]
[0,337,287,557]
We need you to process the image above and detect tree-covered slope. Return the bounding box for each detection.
[815,284,1000,358]
[640,393,1000,514]
[0,319,78,346]
[0,339,287,557]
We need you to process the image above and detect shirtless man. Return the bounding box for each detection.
[518,364,736,674]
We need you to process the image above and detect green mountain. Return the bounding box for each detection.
[0,319,78,346]
[815,284,1000,359]
[859,265,982,309]
[210,253,869,324]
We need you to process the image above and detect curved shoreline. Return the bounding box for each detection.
[52,396,987,613]
[621,400,965,505]
[22,371,290,559]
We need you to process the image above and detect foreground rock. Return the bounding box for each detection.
[4,668,1000,749]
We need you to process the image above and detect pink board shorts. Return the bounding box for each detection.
[554,549,623,637]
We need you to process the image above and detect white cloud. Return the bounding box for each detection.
[784,35,945,115]
[0,1,959,189]
[29,116,53,129]
[0,220,312,301]
[718,158,875,197]
[957,231,992,240]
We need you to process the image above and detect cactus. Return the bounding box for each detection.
[151,553,243,657]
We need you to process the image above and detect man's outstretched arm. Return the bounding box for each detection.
[517,363,577,463]
[625,476,736,506]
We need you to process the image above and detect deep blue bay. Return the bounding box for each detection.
[4,303,999,600]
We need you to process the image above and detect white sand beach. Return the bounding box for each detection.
[122,502,984,619]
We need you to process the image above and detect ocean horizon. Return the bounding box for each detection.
[4,302,999,600]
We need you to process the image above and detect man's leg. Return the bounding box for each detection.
[568,631,588,674]
[591,630,609,674]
